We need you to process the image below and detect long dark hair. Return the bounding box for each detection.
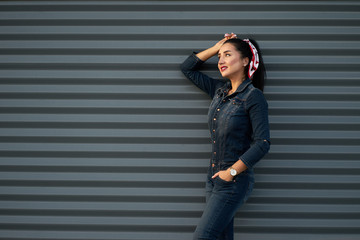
[224,38,266,92]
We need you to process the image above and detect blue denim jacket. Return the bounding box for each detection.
[180,53,270,170]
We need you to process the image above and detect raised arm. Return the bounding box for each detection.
[180,33,237,98]
[196,33,237,61]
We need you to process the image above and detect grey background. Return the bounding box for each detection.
[0,1,359,240]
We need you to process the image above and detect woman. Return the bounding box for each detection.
[180,33,270,240]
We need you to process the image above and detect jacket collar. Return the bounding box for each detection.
[225,78,252,95]
[235,78,252,93]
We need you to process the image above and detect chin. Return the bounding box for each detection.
[221,72,230,79]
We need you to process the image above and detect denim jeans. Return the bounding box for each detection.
[193,168,254,240]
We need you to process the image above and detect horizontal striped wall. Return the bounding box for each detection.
[0,1,359,240]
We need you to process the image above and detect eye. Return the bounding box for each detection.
[225,54,231,57]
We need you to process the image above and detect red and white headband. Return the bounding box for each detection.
[242,39,259,79]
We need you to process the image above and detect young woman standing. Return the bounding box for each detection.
[180,33,270,240]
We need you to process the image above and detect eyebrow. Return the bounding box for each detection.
[218,50,232,56]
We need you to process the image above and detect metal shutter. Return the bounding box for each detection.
[0,1,359,240]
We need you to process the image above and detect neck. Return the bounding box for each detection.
[229,74,246,94]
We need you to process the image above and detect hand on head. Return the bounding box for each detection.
[213,33,238,52]
[224,32,237,39]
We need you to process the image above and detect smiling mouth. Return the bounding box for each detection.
[220,66,228,72]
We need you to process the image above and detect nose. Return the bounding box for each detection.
[218,56,225,65]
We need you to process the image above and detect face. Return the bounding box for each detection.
[218,43,248,80]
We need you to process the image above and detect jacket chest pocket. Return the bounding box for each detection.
[227,98,247,115]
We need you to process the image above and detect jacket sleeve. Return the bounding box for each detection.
[240,88,271,169]
[180,53,223,99]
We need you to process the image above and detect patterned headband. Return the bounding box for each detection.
[242,39,260,79]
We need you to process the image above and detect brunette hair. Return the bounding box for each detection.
[224,38,266,92]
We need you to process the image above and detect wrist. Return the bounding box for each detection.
[210,45,220,54]
[229,167,237,177]
[197,46,218,61]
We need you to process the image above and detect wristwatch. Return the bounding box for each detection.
[229,167,237,176]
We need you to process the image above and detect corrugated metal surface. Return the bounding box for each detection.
[0,1,359,240]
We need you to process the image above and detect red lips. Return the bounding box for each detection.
[220,66,228,72]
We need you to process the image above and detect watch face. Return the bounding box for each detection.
[230,169,237,176]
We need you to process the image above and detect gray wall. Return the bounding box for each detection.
[0,1,359,240]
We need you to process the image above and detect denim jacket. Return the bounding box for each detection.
[180,53,270,170]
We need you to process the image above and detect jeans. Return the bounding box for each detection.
[193,169,254,240]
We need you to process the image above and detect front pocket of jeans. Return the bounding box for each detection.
[216,176,234,184]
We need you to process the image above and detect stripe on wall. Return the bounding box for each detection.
[0,1,359,240]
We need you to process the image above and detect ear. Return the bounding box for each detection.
[243,57,250,67]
